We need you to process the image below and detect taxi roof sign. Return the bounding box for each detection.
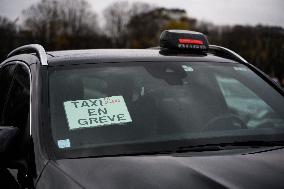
[160,30,209,52]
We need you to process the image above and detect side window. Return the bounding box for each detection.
[2,65,30,129]
[0,65,16,125]
[216,75,275,128]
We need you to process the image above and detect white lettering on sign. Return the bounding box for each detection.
[64,96,132,130]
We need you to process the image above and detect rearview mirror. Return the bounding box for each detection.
[0,126,20,160]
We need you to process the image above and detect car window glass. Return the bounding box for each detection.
[2,65,30,129]
[83,77,108,98]
[49,62,284,155]
[217,75,276,128]
[0,64,16,125]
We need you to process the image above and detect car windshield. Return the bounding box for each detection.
[48,61,284,158]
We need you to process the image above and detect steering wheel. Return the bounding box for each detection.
[203,114,247,131]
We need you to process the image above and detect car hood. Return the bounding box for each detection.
[54,148,284,189]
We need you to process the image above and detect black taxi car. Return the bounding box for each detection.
[0,30,284,188]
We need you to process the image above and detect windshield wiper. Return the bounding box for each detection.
[175,140,284,153]
[176,145,224,153]
[222,140,284,147]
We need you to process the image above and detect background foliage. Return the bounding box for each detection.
[1,0,284,81]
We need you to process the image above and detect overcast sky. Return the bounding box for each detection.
[1,0,284,27]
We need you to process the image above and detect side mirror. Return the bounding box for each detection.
[0,126,20,161]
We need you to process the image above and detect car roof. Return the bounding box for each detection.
[46,49,237,65]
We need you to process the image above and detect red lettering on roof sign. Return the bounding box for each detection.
[179,38,204,45]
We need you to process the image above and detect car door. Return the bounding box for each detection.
[0,62,33,188]
[0,63,21,188]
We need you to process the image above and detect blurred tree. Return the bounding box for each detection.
[127,8,196,48]
[210,25,284,79]
[23,0,101,50]
[0,0,283,80]
[103,1,153,47]
[0,16,17,62]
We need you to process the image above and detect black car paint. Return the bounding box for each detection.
[1,49,284,188]
[37,147,284,189]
